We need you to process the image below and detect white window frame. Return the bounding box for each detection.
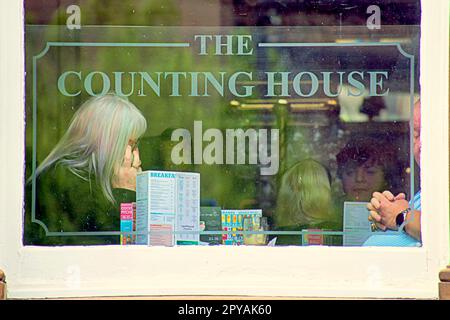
[0,0,448,299]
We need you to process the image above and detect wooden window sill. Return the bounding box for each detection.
[0,270,5,300]
[439,265,450,300]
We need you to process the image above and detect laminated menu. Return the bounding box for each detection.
[200,207,222,245]
[136,170,200,246]
[221,209,262,245]
[343,201,372,246]
[120,202,136,245]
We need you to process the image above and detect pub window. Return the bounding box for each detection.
[24,0,423,248]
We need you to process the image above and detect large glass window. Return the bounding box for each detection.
[24,0,421,247]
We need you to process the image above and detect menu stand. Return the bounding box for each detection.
[439,265,450,300]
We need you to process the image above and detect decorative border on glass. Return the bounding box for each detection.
[30,40,416,238]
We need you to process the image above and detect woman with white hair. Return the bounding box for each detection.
[25,93,147,245]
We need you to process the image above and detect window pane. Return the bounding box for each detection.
[24,0,421,247]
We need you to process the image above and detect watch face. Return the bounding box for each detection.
[396,212,405,226]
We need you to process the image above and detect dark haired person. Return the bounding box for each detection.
[336,135,402,202]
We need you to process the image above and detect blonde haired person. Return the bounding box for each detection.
[25,94,147,245]
[274,159,341,245]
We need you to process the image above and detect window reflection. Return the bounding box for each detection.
[24,0,421,247]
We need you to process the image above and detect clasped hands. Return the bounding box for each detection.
[367,191,409,231]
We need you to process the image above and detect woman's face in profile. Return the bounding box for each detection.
[341,162,386,201]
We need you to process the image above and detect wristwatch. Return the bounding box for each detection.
[396,207,411,228]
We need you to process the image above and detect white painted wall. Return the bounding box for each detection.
[0,0,26,285]
[0,0,448,299]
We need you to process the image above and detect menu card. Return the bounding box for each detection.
[221,209,262,245]
[343,202,372,246]
[120,202,136,245]
[200,207,222,245]
[136,170,200,246]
